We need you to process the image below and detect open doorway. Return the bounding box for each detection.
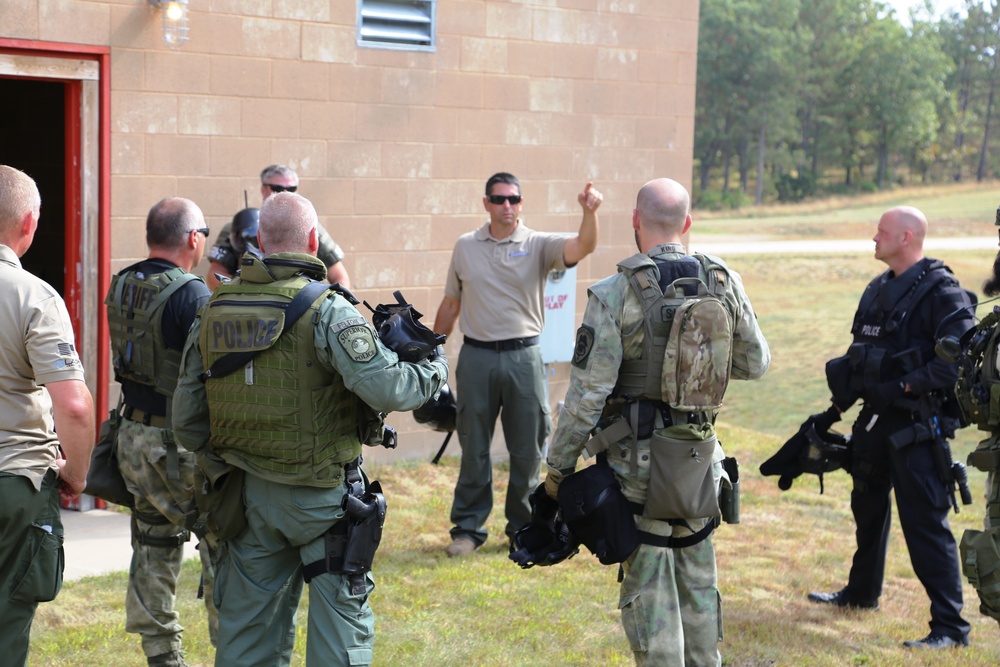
[1,77,67,294]
[0,40,111,419]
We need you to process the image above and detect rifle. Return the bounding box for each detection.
[888,390,972,513]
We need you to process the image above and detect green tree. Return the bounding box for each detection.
[844,9,950,188]
[695,0,805,205]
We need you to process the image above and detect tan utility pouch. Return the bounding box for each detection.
[645,423,720,520]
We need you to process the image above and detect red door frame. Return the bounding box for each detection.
[0,38,111,420]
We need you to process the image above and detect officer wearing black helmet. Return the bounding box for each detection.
[205,165,350,290]
[229,207,259,256]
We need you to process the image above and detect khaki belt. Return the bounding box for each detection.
[123,405,168,429]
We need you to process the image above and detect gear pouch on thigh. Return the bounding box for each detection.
[959,527,1000,622]
[645,423,720,521]
[9,522,64,603]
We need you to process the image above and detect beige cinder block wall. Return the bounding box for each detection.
[2,0,699,461]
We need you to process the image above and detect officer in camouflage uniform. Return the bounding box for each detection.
[205,164,350,290]
[544,178,770,666]
[106,197,215,667]
[950,209,1000,627]
[172,192,448,667]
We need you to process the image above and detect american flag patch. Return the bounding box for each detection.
[57,342,77,356]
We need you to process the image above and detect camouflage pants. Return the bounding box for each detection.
[118,418,218,657]
[619,516,722,667]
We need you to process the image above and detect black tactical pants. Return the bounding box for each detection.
[846,407,970,642]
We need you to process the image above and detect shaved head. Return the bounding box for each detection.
[873,205,927,274]
[636,178,690,236]
[258,192,318,254]
[885,206,927,244]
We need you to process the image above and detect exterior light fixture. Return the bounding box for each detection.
[148,0,189,48]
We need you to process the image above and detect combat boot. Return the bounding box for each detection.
[147,650,189,667]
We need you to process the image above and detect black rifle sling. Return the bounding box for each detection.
[204,281,332,380]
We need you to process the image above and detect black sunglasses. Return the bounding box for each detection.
[487,194,522,205]
[266,183,298,193]
[191,227,210,238]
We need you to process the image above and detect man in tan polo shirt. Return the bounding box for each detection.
[433,172,602,557]
[0,165,95,666]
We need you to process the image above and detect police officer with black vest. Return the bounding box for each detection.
[807,206,975,649]
[172,191,448,667]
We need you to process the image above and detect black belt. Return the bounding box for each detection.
[123,405,167,429]
[463,336,539,352]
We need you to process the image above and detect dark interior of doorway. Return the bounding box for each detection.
[0,77,66,295]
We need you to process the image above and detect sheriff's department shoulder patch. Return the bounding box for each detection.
[572,324,595,368]
[337,325,378,363]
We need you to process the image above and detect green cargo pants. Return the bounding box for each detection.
[214,472,375,667]
[0,469,63,667]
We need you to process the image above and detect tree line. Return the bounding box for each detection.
[694,0,999,207]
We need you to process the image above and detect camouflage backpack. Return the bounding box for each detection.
[616,253,736,412]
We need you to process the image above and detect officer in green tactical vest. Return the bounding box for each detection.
[106,197,215,667]
[948,206,1000,627]
[543,178,770,666]
[172,192,449,667]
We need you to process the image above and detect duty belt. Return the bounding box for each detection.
[463,335,539,352]
[123,405,168,429]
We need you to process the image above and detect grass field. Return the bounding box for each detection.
[696,181,1000,242]
[30,185,1000,666]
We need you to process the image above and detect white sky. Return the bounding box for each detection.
[883,0,969,23]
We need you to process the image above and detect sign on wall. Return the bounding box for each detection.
[540,266,577,364]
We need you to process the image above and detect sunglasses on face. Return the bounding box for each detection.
[266,184,298,193]
[487,194,522,205]
[191,227,210,238]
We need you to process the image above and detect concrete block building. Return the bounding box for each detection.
[0,0,699,459]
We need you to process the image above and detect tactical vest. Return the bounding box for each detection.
[955,311,1000,623]
[955,309,1000,434]
[853,260,958,349]
[613,253,736,414]
[199,256,364,484]
[846,260,957,394]
[105,266,201,398]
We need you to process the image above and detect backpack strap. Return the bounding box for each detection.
[617,255,666,399]
[203,281,334,381]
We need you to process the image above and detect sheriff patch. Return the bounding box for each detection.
[338,325,377,362]
[572,324,595,368]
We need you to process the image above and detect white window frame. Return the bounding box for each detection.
[357,0,436,51]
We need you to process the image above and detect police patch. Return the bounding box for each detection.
[337,325,378,363]
[572,324,595,368]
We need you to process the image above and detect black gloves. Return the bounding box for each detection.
[808,404,841,434]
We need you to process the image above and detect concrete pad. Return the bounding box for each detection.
[61,508,200,582]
